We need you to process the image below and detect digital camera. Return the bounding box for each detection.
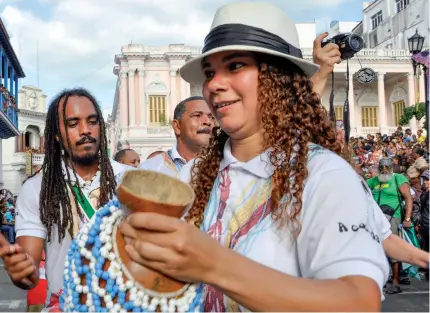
[321,33,364,60]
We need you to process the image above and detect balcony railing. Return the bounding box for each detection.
[0,85,18,139]
[186,46,411,60]
[300,48,410,58]
[147,126,174,135]
[11,152,45,166]
[355,127,400,136]
[0,85,17,124]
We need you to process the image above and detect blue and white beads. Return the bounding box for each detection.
[60,200,203,313]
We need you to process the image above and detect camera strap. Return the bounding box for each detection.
[344,59,351,144]
[328,72,336,124]
[328,60,351,144]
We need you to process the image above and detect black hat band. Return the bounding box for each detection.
[202,23,303,59]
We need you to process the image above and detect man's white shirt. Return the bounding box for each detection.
[15,160,132,309]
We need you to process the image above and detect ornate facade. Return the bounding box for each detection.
[109,44,425,160]
[109,18,426,160]
[109,24,319,159]
[108,44,202,160]
[2,85,47,194]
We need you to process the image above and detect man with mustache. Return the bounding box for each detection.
[139,96,215,178]
[367,157,413,294]
[0,88,132,311]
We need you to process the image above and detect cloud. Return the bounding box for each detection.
[0,0,353,108]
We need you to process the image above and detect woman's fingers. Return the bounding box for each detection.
[126,212,182,232]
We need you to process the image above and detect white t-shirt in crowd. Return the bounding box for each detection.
[15,160,132,310]
[180,140,390,312]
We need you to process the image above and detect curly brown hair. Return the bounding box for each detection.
[185,53,343,236]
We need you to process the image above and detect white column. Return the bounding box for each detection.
[186,82,190,98]
[170,69,178,118]
[377,72,386,126]
[119,71,128,129]
[137,69,146,126]
[418,70,425,103]
[407,72,416,106]
[180,77,190,100]
[405,72,418,131]
[128,69,136,126]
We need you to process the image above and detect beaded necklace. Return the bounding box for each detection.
[61,200,203,313]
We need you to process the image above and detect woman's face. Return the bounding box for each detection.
[201,50,261,139]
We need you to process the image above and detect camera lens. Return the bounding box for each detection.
[349,35,364,51]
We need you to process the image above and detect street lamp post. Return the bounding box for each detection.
[407,29,426,129]
[408,29,425,73]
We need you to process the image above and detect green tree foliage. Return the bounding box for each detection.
[399,102,427,129]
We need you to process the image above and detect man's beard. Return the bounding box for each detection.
[378,173,393,183]
[71,152,99,166]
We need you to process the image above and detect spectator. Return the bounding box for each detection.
[0,200,15,244]
[417,129,427,144]
[367,158,413,294]
[420,170,429,280]
[114,148,141,168]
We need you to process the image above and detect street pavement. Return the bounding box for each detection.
[0,260,26,312]
[382,279,429,312]
[0,259,429,312]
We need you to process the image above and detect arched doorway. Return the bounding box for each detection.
[17,125,41,152]
[25,125,41,150]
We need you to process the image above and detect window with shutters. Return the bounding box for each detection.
[371,11,383,30]
[392,100,405,126]
[335,106,344,121]
[149,95,167,125]
[361,107,378,127]
[396,0,409,13]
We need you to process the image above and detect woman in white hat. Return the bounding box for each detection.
[120,2,389,311]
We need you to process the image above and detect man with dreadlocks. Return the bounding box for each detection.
[0,88,132,311]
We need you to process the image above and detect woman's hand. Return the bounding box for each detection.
[119,212,226,284]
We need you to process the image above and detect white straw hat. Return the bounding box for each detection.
[180,2,320,86]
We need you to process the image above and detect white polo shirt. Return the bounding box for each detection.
[139,144,186,178]
[180,140,390,312]
[15,160,132,310]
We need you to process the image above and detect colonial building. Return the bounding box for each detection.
[0,19,25,189]
[2,85,46,194]
[108,24,318,159]
[358,0,428,50]
[109,7,426,159]
[347,0,428,135]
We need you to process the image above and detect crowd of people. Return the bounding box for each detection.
[0,190,16,244]
[348,127,429,294]
[0,2,428,312]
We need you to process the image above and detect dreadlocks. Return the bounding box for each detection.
[33,88,117,242]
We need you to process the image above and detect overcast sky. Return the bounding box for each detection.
[0,0,365,113]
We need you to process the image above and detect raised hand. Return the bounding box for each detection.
[313,32,342,78]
